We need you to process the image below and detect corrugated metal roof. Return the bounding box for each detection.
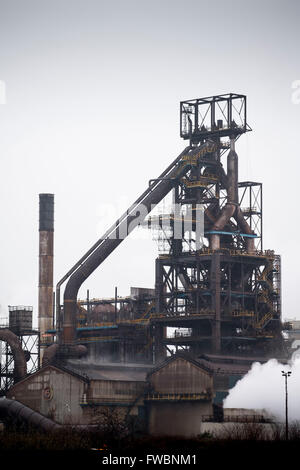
[64,360,153,382]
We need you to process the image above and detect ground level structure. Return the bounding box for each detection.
[2,353,279,437]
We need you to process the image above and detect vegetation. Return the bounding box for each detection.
[1,418,300,463]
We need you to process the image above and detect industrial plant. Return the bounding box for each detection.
[0,93,289,437]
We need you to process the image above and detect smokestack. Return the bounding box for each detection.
[38,194,54,359]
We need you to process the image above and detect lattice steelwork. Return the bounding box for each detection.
[150,94,283,361]
[67,94,283,365]
[0,327,39,396]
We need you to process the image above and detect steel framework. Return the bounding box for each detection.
[48,94,283,366]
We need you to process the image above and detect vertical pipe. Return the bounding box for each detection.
[211,253,221,353]
[210,138,237,250]
[211,99,215,130]
[227,98,232,128]
[115,286,117,322]
[227,138,238,204]
[38,194,54,360]
[155,259,164,314]
[52,291,55,328]
[285,374,288,440]
[87,289,90,316]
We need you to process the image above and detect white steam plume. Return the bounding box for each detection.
[224,353,300,421]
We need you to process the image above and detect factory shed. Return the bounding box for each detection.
[7,365,89,425]
[5,353,274,436]
[146,354,213,437]
[7,362,152,427]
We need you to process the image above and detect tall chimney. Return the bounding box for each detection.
[38,194,54,359]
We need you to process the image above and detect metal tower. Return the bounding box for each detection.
[150,93,282,360]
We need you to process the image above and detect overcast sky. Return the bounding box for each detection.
[0,0,299,327]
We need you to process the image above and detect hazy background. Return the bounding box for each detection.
[0,0,299,328]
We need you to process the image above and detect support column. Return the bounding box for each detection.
[152,323,166,364]
[155,258,164,314]
[211,252,221,353]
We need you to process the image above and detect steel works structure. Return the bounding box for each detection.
[42,93,283,366]
[0,306,39,395]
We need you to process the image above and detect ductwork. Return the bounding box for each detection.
[0,329,27,382]
[210,139,255,252]
[0,398,99,432]
[42,343,59,367]
[210,140,237,250]
[43,143,215,360]
[61,143,212,347]
[0,397,61,431]
[43,139,256,361]
[210,203,236,250]
[234,206,255,253]
[42,343,87,367]
[227,140,239,204]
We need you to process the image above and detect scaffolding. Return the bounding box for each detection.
[0,307,39,395]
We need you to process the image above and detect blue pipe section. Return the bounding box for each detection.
[205,230,257,238]
[46,325,118,334]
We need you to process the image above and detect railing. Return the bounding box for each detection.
[172,330,192,338]
[0,318,9,328]
[150,310,215,320]
[145,392,211,401]
[201,415,274,424]
[241,206,258,213]
[232,310,255,317]
[159,249,276,259]
[76,336,118,344]
[8,306,33,312]
[181,174,218,188]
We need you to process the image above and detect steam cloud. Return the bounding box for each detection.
[224,353,300,421]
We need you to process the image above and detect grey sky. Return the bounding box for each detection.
[0,0,299,326]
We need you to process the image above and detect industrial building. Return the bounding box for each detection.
[0,93,288,436]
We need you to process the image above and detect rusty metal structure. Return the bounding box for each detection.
[0,306,39,395]
[40,93,284,366]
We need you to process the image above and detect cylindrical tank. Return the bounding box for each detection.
[38,194,54,359]
[9,306,33,334]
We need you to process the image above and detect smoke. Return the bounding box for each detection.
[224,352,300,421]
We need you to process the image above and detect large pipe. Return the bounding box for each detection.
[38,194,54,360]
[210,139,237,250]
[228,140,255,253]
[0,397,110,432]
[234,206,255,253]
[42,343,59,367]
[61,143,212,348]
[227,139,239,204]
[55,145,194,334]
[0,397,61,432]
[0,329,27,382]
[210,203,236,250]
[210,139,256,252]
